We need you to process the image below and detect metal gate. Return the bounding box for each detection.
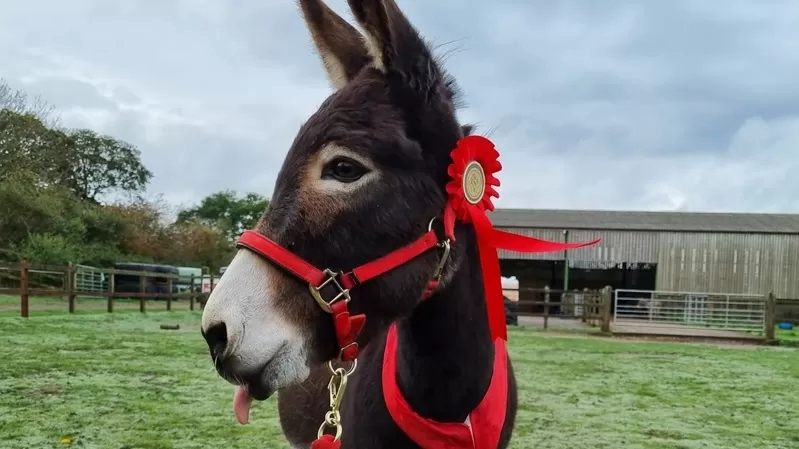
[614,289,766,332]
[684,294,707,324]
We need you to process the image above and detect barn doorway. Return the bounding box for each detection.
[500,259,657,291]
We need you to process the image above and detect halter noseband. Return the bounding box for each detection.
[235,217,451,362]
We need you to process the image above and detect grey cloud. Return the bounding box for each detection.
[1,0,797,213]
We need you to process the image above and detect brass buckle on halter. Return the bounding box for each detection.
[432,239,451,282]
[309,269,351,314]
[428,216,452,280]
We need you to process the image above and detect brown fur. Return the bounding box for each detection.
[213,0,518,447]
[295,144,371,232]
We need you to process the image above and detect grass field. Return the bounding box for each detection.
[2,308,798,449]
[0,292,195,318]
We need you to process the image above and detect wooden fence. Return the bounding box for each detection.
[0,260,216,317]
[513,286,614,333]
[1,260,787,345]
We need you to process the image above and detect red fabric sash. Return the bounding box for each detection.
[382,324,509,448]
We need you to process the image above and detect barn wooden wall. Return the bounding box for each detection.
[497,227,799,298]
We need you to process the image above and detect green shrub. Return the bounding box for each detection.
[13,233,80,265]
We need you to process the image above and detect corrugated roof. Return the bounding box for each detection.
[488,208,799,234]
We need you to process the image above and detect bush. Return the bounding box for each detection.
[0,181,235,270]
[0,181,85,259]
[13,233,80,265]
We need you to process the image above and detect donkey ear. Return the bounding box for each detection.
[298,0,372,90]
[346,0,436,79]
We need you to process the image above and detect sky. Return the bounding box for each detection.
[1,0,798,213]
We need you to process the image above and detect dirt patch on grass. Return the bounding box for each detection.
[608,334,767,349]
[28,384,63,397]
[616,352,678,359]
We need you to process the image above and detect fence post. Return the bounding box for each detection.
[60,266,66,301]
[20,259,29,318]
[764,292,776,344]
[543,286,550,329]
[67,263,76,313]
[139,275,146,313]
[166,277,173,311]
[204,273,215,308]
[189,274,196,311]
[586,288,594,325]
[600,286,612,333]
[107,268,115,313]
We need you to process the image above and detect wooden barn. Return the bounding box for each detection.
[491,209,799,300]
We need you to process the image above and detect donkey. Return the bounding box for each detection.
[201,0,518,447]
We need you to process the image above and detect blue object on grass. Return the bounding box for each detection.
[777,322,794,331]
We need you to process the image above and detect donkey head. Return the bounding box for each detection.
[201,0,471,399]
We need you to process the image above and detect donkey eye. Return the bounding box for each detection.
[322,157,368,183]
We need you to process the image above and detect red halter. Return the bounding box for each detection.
[234,135,601,362]
[235,220,448,362]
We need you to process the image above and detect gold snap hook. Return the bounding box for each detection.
[317,358,358,443]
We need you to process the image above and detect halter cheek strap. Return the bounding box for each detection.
[235,226,446,361]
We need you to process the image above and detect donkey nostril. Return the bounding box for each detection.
[202,322,229,359]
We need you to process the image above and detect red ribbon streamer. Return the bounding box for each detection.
[443,135,601,341]
[446,203,599,341]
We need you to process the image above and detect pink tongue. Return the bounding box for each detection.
[233,386,253,424]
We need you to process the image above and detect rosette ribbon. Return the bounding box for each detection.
[442,135,601,341]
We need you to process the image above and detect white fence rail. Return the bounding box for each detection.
[614,289,766,332]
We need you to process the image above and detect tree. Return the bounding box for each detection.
[165,221,234,269]
[0,81,234,269]
[0,78,60,127]
[0,109,72,186]
[0,180,86,261]
[0,80,71,189]
[104,199,171,262]
[1,80,150,201]
[0,113,150,202]
[176,190,269,241]
[98,198,234,269]
[64,129,153,202]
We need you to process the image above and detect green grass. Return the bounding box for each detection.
[1,312,798,449]
[0,293,196,318]
[776,327,799,343]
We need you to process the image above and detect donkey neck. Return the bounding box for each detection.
[393,227,497,422]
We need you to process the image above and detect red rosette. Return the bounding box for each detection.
[443,135,601,341]
[444,135,501,235]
